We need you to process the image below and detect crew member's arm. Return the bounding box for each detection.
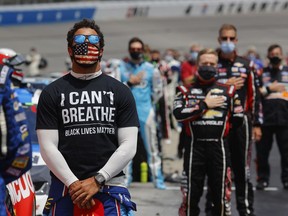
[99,126,138,181]
[173,86,225,122]
[247,64,262,141]
[37,129,78,187]
[259,81,286,96]
[173,86,207,122]
[152,67,163,104]
[70,127,138,208]
[119,61,143,87]
[225,77,244,90]
[38,129,90,209]
[230,86,244,128]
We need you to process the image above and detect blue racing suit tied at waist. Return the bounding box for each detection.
[100,185,137,211]
[43,175,136,216]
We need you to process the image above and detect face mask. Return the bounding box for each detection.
[130,52,143,60]
[248,54,256,61]
[72,42,100,66]
[220,41,235,54]
[189,51,198,62]
[269,56,282,65]
[164,55,174,62]
[151,58,160,64]
[198,66,217,81]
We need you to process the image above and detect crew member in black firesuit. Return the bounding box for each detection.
[173,48,244,216]
[256,44,288,190]
[206,24,262,216]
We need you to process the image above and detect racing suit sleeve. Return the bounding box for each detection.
[37,129,78,187]
[119,60,130,84]
[247,62,262,126]
[230,87,244,128]
[152,67,163,104]
[173,86,208,122]
[98,127,138,181]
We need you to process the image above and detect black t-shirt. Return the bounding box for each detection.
[36,73,139,179]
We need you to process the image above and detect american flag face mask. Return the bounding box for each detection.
[72,42,100,65]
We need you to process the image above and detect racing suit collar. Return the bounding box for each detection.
[129,60,145,67]
[219,50,237,63]
[70,70,102,80]
[268,64,283,71]
[196,76,215,87]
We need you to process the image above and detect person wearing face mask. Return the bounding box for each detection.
[205,24,262,216]
[36,19,139,216]
[244,46,264,72]
[177,44,202,163]
[119,37,166,190]
[150,49,172,144]
[173,48,244,216]
[255,44,288,191]
[181,44,202,86]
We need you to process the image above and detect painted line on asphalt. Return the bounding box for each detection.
[166,186,279,191]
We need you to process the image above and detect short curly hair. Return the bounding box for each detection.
[66,18,105,49]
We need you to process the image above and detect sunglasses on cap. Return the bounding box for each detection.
[221,36,236,41]
[74,34,100,44]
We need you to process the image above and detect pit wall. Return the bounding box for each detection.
[0,0,287,26]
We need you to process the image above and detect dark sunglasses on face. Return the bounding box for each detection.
[74,34,100,44]
[221,36,236,41]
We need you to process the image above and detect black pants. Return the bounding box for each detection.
[185,138,231,216]
[206,116,254,216]
[256,125,288,184]
[228,116,254,216]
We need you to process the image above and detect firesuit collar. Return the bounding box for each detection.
[70,70,102,80]
[128,60,145,67]
[219,50,237,63]
[196,76,215,87]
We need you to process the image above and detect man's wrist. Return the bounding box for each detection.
[127,80,133,87]
[94,172,106,187]
[199,100,208,110]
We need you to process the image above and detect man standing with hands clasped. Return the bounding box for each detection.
[36,19,139,216]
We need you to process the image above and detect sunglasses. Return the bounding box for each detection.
[221,36,236,41]
[74,34,100,44]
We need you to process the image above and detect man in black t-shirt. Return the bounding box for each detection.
[36,19,139,216]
